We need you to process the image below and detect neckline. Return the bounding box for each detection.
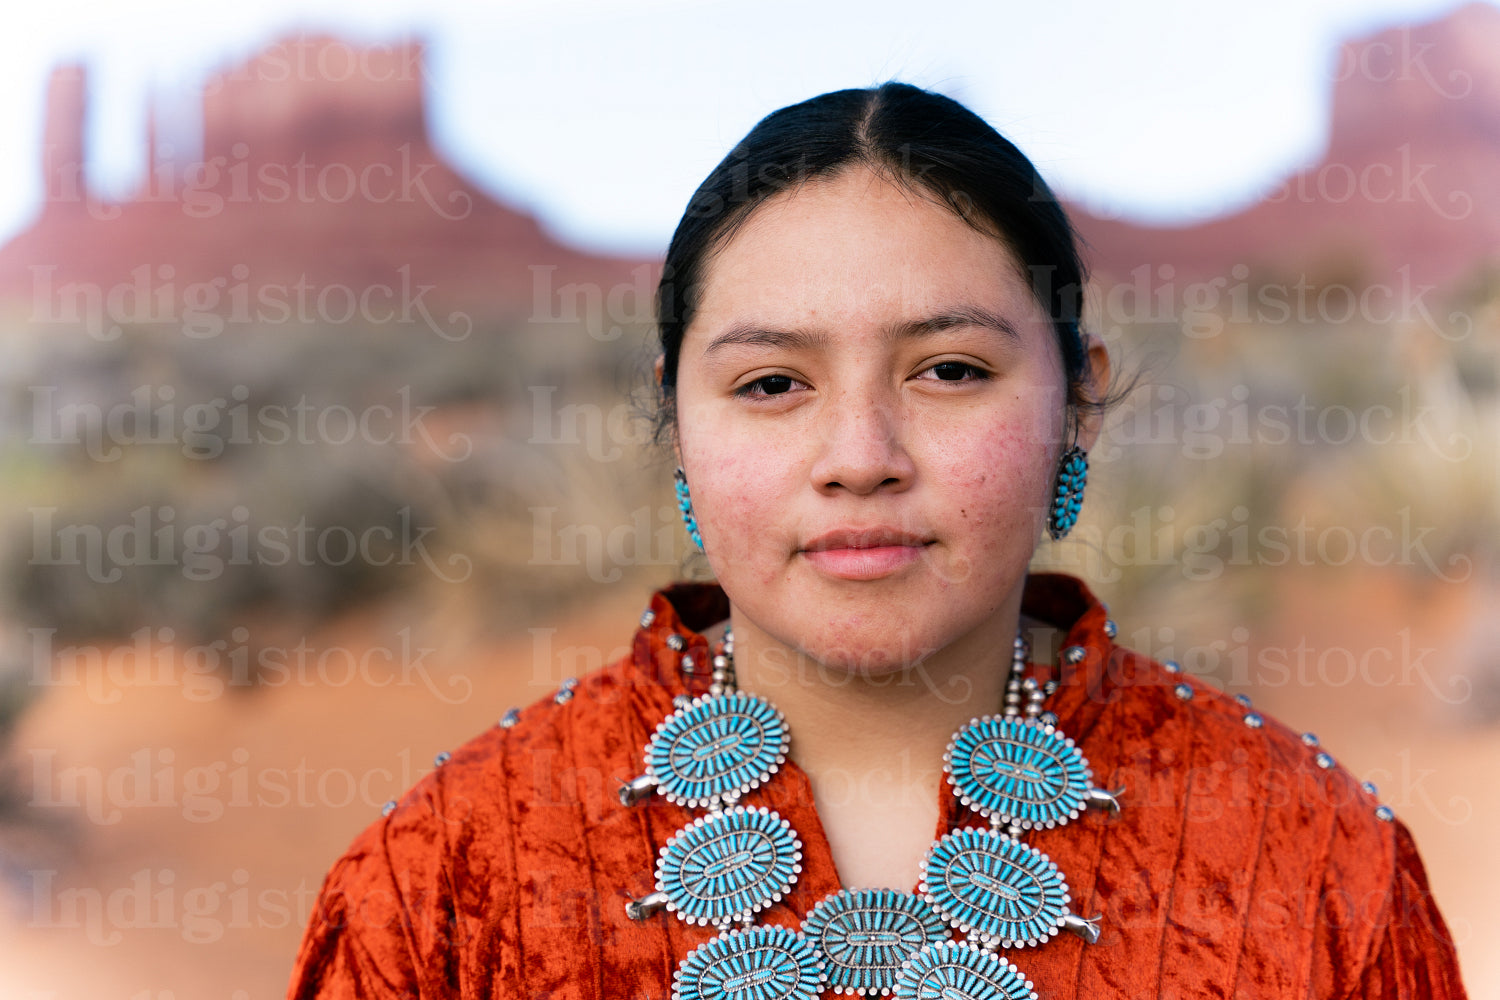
[756,686,1010,904]
[628,575,1110,920]
[635,574,1113,719]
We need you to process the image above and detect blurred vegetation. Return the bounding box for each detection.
[0,316,671,647]
[1035,267,1500,660]
[0,259,1495,774]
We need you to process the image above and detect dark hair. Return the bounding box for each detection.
[654,81,1096,441]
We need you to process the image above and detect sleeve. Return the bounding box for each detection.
[285,815,433,1000]
[1353,820,1469,999]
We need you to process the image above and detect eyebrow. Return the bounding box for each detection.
[702,305,1020,355]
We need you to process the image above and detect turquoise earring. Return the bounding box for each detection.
[674,467,704,551]
[1047,445,1088,540]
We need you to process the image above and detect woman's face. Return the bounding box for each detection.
[674,165,1091,673]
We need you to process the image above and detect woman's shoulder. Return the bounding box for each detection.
[288,649,664,991]
[381,647,663,833]
[1096,638,1400,864]
[330,587,718,863]
[1029,573,1400,855]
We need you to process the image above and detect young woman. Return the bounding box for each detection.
[288,83,1467,999]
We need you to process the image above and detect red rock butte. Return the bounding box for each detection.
[1,8,1497,327]
[1070,1,1500,297]
[0,36,657,326]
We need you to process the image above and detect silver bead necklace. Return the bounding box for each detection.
[620,624,1121,999]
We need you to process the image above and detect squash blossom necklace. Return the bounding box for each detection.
[620,624,1121,1000]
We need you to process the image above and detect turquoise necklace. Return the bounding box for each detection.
[620,626,1120,999]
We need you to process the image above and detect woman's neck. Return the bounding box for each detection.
[720,602,1026,803]
[716,599,1026,889]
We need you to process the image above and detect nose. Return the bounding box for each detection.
[808,391,916,496]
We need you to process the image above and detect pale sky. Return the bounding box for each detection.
[0,0,1484,256]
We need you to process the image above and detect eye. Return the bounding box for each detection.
[918,361,990,383]
[734,373,806,398]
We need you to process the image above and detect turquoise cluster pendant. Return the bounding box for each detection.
[802,889,949,995]
[621,628,1121,1000]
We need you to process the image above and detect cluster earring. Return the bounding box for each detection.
[1047,445,1088,540]
[674,467,705,551]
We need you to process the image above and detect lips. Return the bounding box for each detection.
[801,527,933,552]
[799,527,934,581]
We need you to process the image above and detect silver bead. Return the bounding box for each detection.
[619,773,659,806]
[625,890,669,920]
[640,609,656,628]
[1234,693,1252,708]
[681,654,694,671]
[434,751,451,767]
[1315,752,1335,769]
[1062,645,1086,664]
[381,800,397,817]
[1173,682,1193,701]
[1163,660,1182,674]
[1038,711,1059,727]
[1361,781,1379,796]
[1102,619,1118,638]
[1375,805,1395,822]
[666,633,685,651]
[499,707,520,728]
[1243,712,1263,728]
[673,694,694,709]
[1301,732,1319,747]
[554,687,574,704]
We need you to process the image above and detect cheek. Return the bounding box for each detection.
[936,423,1057,537]
[679,425,800,562]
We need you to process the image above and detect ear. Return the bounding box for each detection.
[1072,333,1112,453]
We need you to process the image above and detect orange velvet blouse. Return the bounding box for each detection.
[286,574,1468,998]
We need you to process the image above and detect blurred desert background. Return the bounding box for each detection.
[0,2,1497,998]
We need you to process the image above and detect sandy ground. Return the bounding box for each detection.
[0,567,1491,999]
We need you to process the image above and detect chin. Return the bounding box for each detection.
[784,612,954,675]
